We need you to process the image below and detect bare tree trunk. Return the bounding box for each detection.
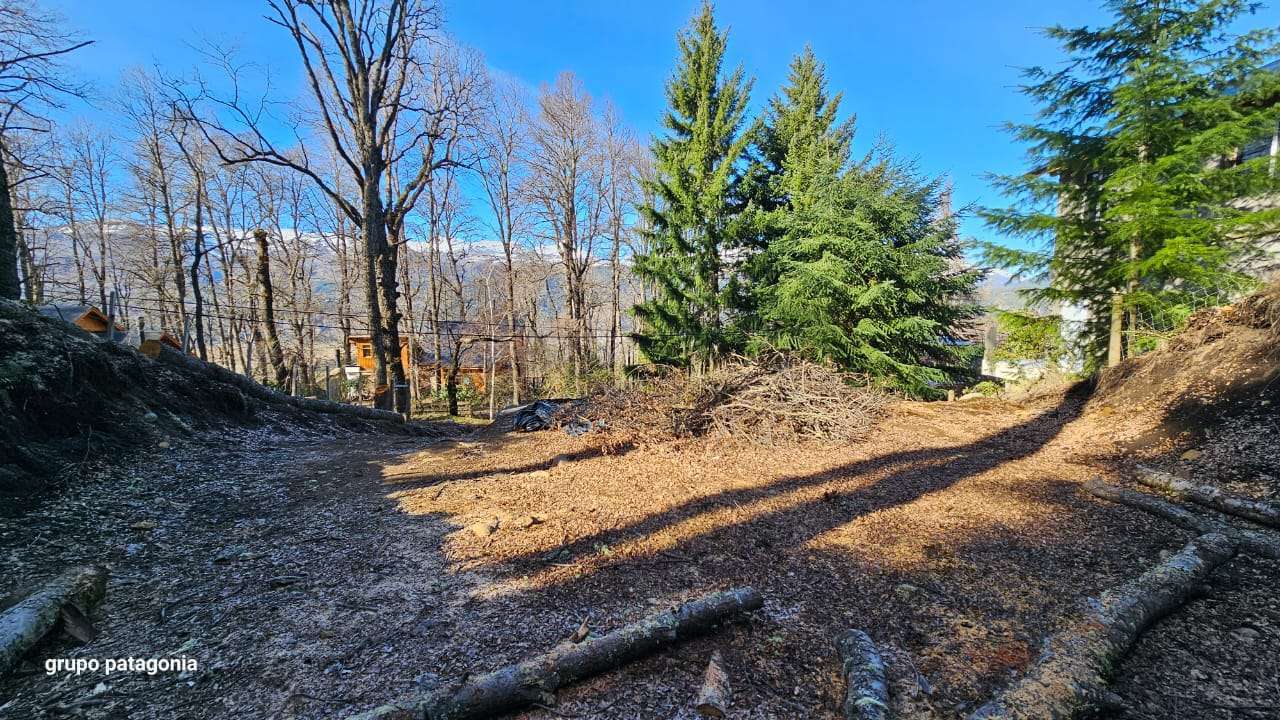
[486,273,496,419]
[446,341,463,417]
[255,230,287,386]
[506,260,520,404]
[157,162,187,333]
[396,223,421,406]
[58,167,88,304]
[189,178,208,360]
[203,245,230,369]
[362,189,389,406]
[1124,238,1139,360]
[610,227,621,377]
[17,227,38,303]
[426,190,444,397]
[0,151,17,300]
[1106,292,1123,368]
[339,234,355,365]
[364,178,409,414]
[13,170,43,302]
[379,235,408,415]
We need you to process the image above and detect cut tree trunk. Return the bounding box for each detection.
[1085,479,1280,560]
[1,566,108,676]
[968,532,1236,720]
[1135,466,1280,529]
[695,650,731,718]
[349,587,763,720]
[836,629,890,720]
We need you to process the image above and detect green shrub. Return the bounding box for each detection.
[992,311,1067,364]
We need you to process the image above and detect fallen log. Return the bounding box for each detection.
[1,566,108,676]
[968,532,1236,720]
[836,629,890,720]
[1085,479,1280,560]
[1135,465,1280,529]
[695,650,731,718]
[349,587,763,720]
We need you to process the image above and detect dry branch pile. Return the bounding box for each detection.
[560,356,886,444]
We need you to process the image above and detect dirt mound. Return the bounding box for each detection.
[1092,282,1280,414]
[0,301,403,504]
[561,356,887,444]
[1089,282,1280,448]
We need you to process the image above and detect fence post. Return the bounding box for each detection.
[105,289,118,343]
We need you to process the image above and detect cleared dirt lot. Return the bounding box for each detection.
[4,383,1277,719]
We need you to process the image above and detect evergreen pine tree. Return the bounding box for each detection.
[981,0,1280,368]
[745,49,981,397]
[632,1,753,369]
[738,46,855,315]
[753,154,982,397]
[746,46,855,213]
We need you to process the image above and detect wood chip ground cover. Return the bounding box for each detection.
[1,389,1277,718]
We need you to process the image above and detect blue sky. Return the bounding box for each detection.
[42,0,1280,251]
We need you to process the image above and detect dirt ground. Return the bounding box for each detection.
[2,386,1278,719]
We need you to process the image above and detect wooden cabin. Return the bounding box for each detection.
[349,335,412,373]
[348,335,488,393]
[38,304,127,341]
[139,332,183,358]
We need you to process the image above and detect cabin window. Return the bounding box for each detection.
[360,345,372,358]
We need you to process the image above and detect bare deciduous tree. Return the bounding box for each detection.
[176,0,448,413]
[526,72,607,391]
[0,0,90,299]
[476,73,530,403]
[601,103,638,376]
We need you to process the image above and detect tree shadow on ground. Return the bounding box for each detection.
[490,382,1094,586]
[476,459,1177,719]
[378,438,640,491]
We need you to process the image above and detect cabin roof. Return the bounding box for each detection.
[38,303,96,322]
[38,304,127,338]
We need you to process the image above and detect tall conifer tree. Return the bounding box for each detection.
[632,2,753,369]
[742,46,854,218]
[745,49,981,397]
[738,46,854,307]
[981,0,1280,368]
